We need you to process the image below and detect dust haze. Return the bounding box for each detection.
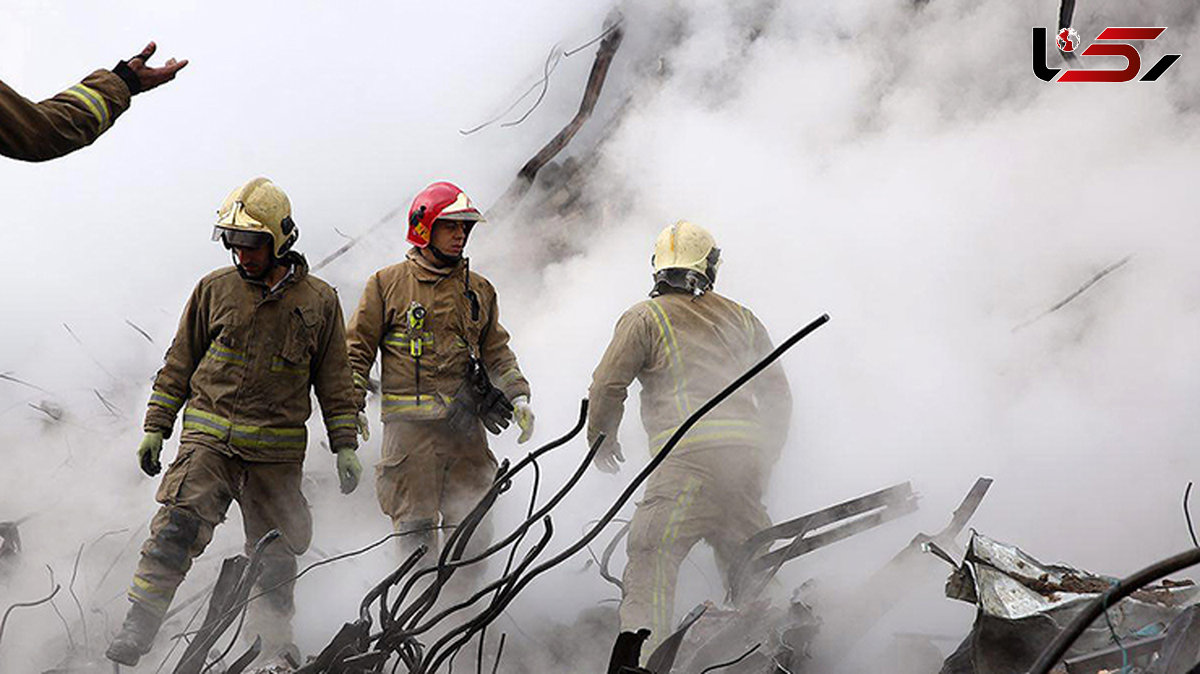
[2,0,1199,671]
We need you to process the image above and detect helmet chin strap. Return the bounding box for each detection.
[426,244,462,267]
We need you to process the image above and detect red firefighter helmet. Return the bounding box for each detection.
[407,181,486,248]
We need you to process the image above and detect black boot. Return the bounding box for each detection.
[105,601,163,666]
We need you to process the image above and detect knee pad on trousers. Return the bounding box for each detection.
[146,508,202,572]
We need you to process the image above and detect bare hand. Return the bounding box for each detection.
[128,42,188,92]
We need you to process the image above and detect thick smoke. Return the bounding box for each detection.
[2,0,1200,671]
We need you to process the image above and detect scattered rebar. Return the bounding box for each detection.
[125,319,155,344]
[1013,255,1131,332]
[1,371,51,393]
[0,568,61,650]
[68,543,89,651]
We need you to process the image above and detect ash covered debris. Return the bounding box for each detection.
[941,534,1200,674]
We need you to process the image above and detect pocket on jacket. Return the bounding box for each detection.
[279,307,319,367]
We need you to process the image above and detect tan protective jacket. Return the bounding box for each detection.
[588,290,792,463]
[0,70,131,162]
[347,248,530,422]
[143,254,359,462]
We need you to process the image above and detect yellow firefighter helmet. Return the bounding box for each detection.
[652,220,720,275]
[213,177,298,257]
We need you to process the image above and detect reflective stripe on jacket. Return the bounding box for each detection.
[346,248,530,422]
[143,253,359,462]
[0,70,131,162]
[588,291,792,461]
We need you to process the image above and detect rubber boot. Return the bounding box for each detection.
[246,554,297,663]
[105,601,163,666]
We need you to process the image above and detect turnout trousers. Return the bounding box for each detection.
[619,445,771,651]
[125,442,312,650]
[375,419,499,586]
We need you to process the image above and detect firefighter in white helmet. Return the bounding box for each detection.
[588,220,793,650]
[106,177,362,666]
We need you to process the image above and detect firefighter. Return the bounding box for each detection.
[588,220,793,650]
[1,42,187,162]
[346,181,534,576]
[105,177,362,667]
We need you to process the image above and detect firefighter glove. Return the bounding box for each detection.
[356,411,370,442]
[337,448,362,494]
[512,396,535,444]
[594,438,625,474]
[138,431,164,477]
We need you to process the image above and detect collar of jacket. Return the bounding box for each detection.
[406,246,466,282]
[245,251,309,296]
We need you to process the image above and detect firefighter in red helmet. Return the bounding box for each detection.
[347,181,534,580]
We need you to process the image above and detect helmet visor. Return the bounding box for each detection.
[213,226,272,250]
[436,208,485,223]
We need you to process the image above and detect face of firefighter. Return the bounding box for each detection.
[232,241,275,281]
[428,219,472,259]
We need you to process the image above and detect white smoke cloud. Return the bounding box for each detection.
[2,0,1200,670]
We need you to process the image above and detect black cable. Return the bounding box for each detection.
[397,436,603,638]
[478,459,540,674]
[1185,482,1198,548]
[700,642,761,673]
[434,314,829,643]
[490,633,506,674]
[422,518,555,673]
[598,521,631,592]
[1028,547,1200,674]
[425,312,829,672]
[387,402,588,625]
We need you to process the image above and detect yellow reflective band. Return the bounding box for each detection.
[129,577,172,612]
[182,408,307,450]
[493,367,523,391]
[384,331,434,348]
[270,356,308,375]
[380,393,450,420]
[65,83,110,128]
[647,300,690,417]
[206,342,246,364]
[353,372,370,390]
[649,419,765,455]
[652,478,700,650]
[149,389,184,412]
[326,414,357,430]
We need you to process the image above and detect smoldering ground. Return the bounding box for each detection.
[3,0,1200,671]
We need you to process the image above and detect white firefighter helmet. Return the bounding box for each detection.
[652,220,720,275]
[213,177,298,257]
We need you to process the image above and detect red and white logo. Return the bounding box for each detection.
[1056,27,1081,52]
[1034,26,1181,82]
